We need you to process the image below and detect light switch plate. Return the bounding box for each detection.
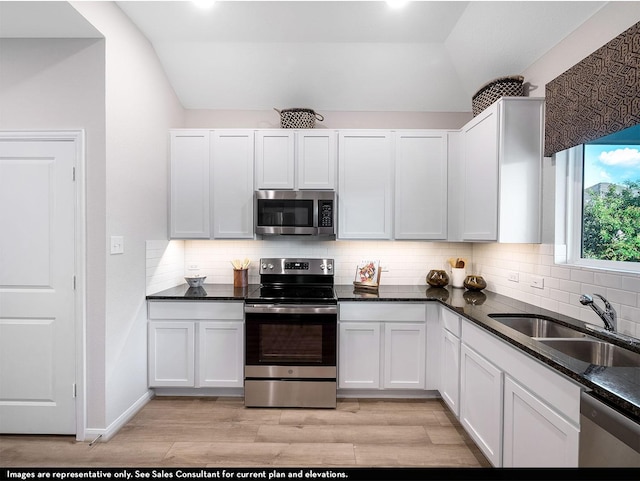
[110,236,124,255]
[508,272,519,283]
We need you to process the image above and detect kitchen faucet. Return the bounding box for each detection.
[579,294,617,332]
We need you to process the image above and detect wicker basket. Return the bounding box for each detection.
[274,108,324,129]
[472,75,525,116]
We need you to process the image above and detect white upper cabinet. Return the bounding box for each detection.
[338,131,394,239]
[394,131,448,240]
[169,130,210,238]
[297,130,337,190]
[211,130,255,238]
[255,130,295,189]
[460,98,544,242]
[255,130,337,190]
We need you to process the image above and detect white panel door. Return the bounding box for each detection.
[148,321,195,387]
[297,130,337,190]
[197,321,244,387]
[394,131,448,239]
[460,343,503,466]
[255,130,295,189]
[383,322,426,389]
[440,328,461,417]
[0,135,78,434]
[338,131,393,239]
[211,130,255,238]
[461,105,499,241]
[338,322,381,388]
[169,130,210,238]
[503,376,579,467]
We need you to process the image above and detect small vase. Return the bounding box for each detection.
[450,267,466,288]
[426,269,449,287]
[463,275,487,291]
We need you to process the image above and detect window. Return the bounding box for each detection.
[556,124,640,273]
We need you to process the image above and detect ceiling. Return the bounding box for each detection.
[1,1,607,113]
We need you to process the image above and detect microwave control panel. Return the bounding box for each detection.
[319,200,333,227]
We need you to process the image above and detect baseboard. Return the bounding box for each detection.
[337,389,441,399]
[83,389,154,443]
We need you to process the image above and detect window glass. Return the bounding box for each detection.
[581,141,640,263]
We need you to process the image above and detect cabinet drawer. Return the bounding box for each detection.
[339,302,425,322]
[148,301,244,320]
[441,307,461,337]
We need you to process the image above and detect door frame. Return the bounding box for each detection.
[0,130,86,440]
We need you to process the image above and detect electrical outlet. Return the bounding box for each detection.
[508,272,519,283]
[188,264,199,271]
[531,275,544,289]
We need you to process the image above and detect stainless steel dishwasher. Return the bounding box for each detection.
[579,391,640,467]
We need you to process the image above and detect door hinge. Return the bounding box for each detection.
[72,167,76,181]
[73,276,76,290]
[72,383,77,398]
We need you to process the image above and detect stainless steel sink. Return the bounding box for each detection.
[538,339,640,367]
[488,314,586,338]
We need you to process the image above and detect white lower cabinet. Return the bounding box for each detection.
[503,376,579,467]
[383,323,426,389]
[338,322,381,389]
[460,343,504,467]
[197,322,244,387]
[440,328,461,417]
[147,301,244,389]
[148,321,195,387]
[338,302,427,390]
[441,306,581,467]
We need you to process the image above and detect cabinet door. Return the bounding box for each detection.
[297,130,337,190]
[503,377,579,467]
[461,104,499,241]
[394,131,447,240]
[197,321,244,388]
[383,322,426,389]
[460,343,503,466]
[338,131,393,239]
[255,130,295,189]
[211,130,255,238]
[338,322,381,389]
[440,328,461,417]
[148,321,195,387]
[169,130,210,238]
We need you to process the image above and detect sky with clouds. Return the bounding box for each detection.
[584,144,640,189]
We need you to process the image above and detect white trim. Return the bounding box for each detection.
[0,130,87,440]
[555,144,640,275]
[84,390,154,442]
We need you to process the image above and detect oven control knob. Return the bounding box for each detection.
[327,264,333,270]
[268,264,274,270]
[261,263,267,269]
[320,264,326,269]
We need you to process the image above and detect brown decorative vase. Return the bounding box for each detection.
[426,269,449,287]
[463,275,487,291]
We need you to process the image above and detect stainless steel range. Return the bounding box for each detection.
[244,258,337,408]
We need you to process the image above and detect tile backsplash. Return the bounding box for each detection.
[145,239,639,338]
[147,238,472,290]
[473,243,640,338]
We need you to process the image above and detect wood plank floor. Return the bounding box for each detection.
[0,397,490,468]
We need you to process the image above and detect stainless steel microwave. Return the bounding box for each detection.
[255,190,335,237]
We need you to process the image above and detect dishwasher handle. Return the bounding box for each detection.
[580,391,640,453]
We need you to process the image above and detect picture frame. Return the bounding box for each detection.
[353,260,381,291]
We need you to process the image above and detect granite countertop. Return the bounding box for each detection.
[147,283,640,422]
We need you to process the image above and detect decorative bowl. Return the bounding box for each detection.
[426,269,449,287]
[185,276,206,288]
[463,275,487,291]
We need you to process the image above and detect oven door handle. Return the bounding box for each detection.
[245,304,337,315]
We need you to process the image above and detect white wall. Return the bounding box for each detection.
[71,1,184,431]
[184,109,472,130]
[0,36,109,429]
[474,2,640,338]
